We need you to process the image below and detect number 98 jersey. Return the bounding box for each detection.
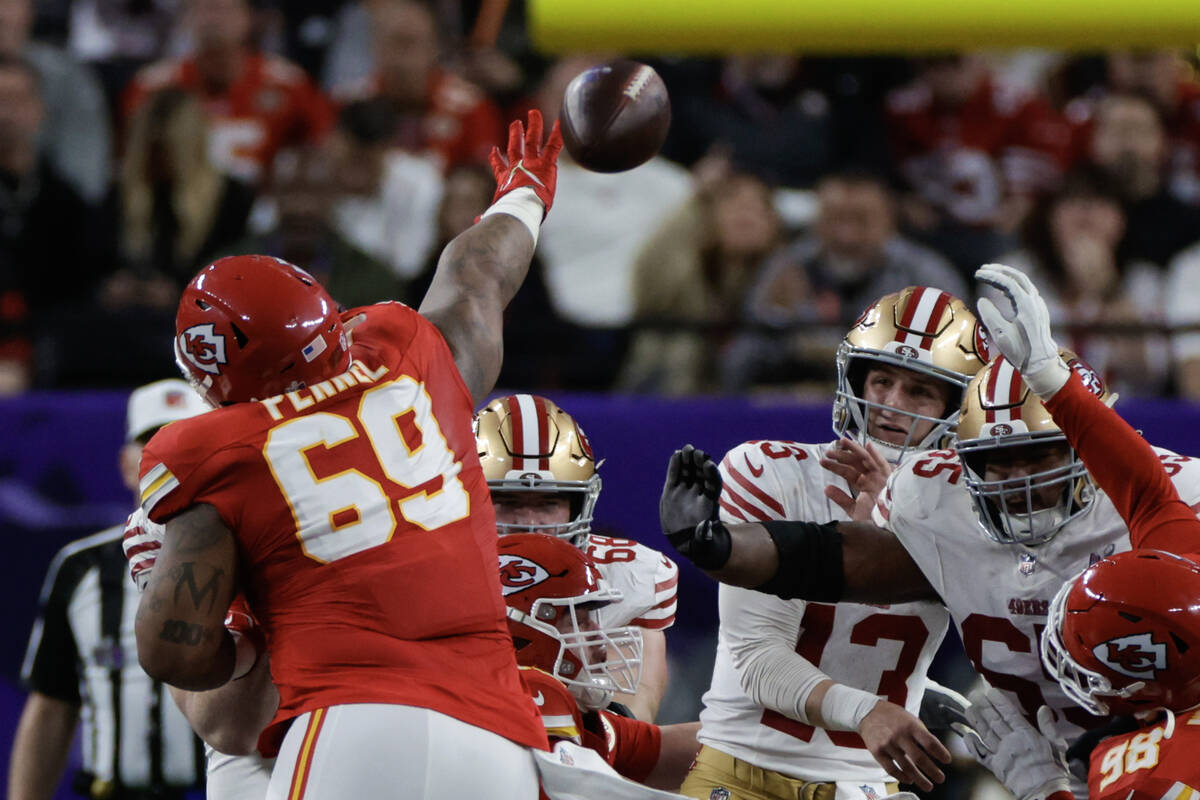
[697,440,949,782]
[578,534,678,631]
[138,302,546,755]
[1088,709,1200,800]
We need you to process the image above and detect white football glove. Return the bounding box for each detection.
[975,263,1070,398]
[957,688,1071,800]
[122,507,164,592]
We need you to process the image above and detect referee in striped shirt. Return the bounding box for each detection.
[8,380,210,800]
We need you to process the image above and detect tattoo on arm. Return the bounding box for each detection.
[170,562,224,613]
[158,619,218,647]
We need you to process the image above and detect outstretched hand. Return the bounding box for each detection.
[975,263,1069,398]
[821,437,892,521]
[488,109,563,215]
[659,445,734,570]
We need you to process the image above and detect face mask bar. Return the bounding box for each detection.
[490,475,602,542]
[1042,580,1145,716]
[958,432,1093,546]
[537,593,642,710]
[832,346,966,463]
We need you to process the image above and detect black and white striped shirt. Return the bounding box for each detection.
[21,524,205,793]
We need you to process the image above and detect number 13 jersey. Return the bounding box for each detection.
[698,440,949,782]
[138,302,546,755]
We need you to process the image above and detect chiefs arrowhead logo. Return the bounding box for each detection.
[179,324,228,376]
[1093,632,1167,679]
[498,554,549,595]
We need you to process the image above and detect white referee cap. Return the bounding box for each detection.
[126,379,209,442]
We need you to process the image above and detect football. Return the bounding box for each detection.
[559,60,671,173]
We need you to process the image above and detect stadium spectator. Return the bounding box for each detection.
[63,0,177,106]
[722,170,966,392]
[1066,50,1200,204]
[885,54,1074,277]
[985,166,1168,396]
[1164,242,1200,400]
[104,88,254,307]
[331,0,503,171]
[620,169,782,395]
[0,55,114,391]
[662,55,836,187]
[8,379,209,800]
[122,0,333,184]
[0,0,111,203]
[1083,91,1200,268]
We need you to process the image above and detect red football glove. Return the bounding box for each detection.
[488,109,563,215]
[122,508,163,591]
[225,597,267,680]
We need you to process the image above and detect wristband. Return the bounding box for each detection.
[821,683,882,731]
[481,187,545,246]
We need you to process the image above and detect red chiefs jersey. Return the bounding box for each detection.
[333,68,503,169]
[123,51,333,182]
[885,76,1073,224]
[138,302,545,755]
[1087,709,1200,800]
[521,668,661,784]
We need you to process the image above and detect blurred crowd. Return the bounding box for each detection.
[3,0,1200,399]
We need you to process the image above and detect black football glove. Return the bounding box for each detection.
[659,445,730,569]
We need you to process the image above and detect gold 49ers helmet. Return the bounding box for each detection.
[474,394,601,542]
[833,286,990,462]
[956,351,1113,546]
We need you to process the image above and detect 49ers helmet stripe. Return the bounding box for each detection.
[983,359,1023,424]
[510,394,549,471]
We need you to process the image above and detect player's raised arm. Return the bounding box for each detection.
[659,446,937,604]
[976,263,1200,554]
[419,110,562,405]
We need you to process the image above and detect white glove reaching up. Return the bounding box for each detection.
[122,507,163,592]
[975,263,1071,398]
[956,688,1071,800]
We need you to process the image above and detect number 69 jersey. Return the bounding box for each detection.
[697,440,949,782]
[872,447,1200,756]
[138,302,546,755]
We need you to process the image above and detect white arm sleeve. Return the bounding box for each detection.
[719,584,830,724]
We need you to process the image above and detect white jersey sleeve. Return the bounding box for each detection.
[696,440,950,784]
[586,535,678,630]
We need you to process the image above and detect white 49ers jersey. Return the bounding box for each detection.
[700,440,950,783]
[873,447,1200,755]
[580,534,678,631]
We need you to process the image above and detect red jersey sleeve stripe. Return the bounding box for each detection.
[722,480,776,522]
[631,614,675,629]
[724,464,786,517]
[719,498,750,521]
[654,574,679,593]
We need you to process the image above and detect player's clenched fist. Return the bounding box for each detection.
[122,507,163,592]
[488,109,563,214]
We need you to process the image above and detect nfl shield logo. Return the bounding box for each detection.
[709,790,731,800]
[1019,553,1037,575]
[860,786,881,800]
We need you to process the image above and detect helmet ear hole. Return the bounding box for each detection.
[1172,633,1189,654]
[229,322,249,348]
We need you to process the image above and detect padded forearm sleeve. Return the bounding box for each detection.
[754,520,845,602]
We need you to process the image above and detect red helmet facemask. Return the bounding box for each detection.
[498,533,641,710]
[174,255,350,406]
[1042,549,1200,716]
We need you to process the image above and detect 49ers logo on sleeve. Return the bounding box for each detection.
[1093,632,1167,679]
[179,324,228,375]
[498,554,550,595]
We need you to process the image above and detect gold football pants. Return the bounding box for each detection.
[679,745,898,800]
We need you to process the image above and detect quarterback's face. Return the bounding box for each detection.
[982,443,1072,512]
[862,365,952,445]
[493,492,571,531]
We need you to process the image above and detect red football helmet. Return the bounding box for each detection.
[1042,549,1200,715]
[498,534,641,710]
[174,255,350,406]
